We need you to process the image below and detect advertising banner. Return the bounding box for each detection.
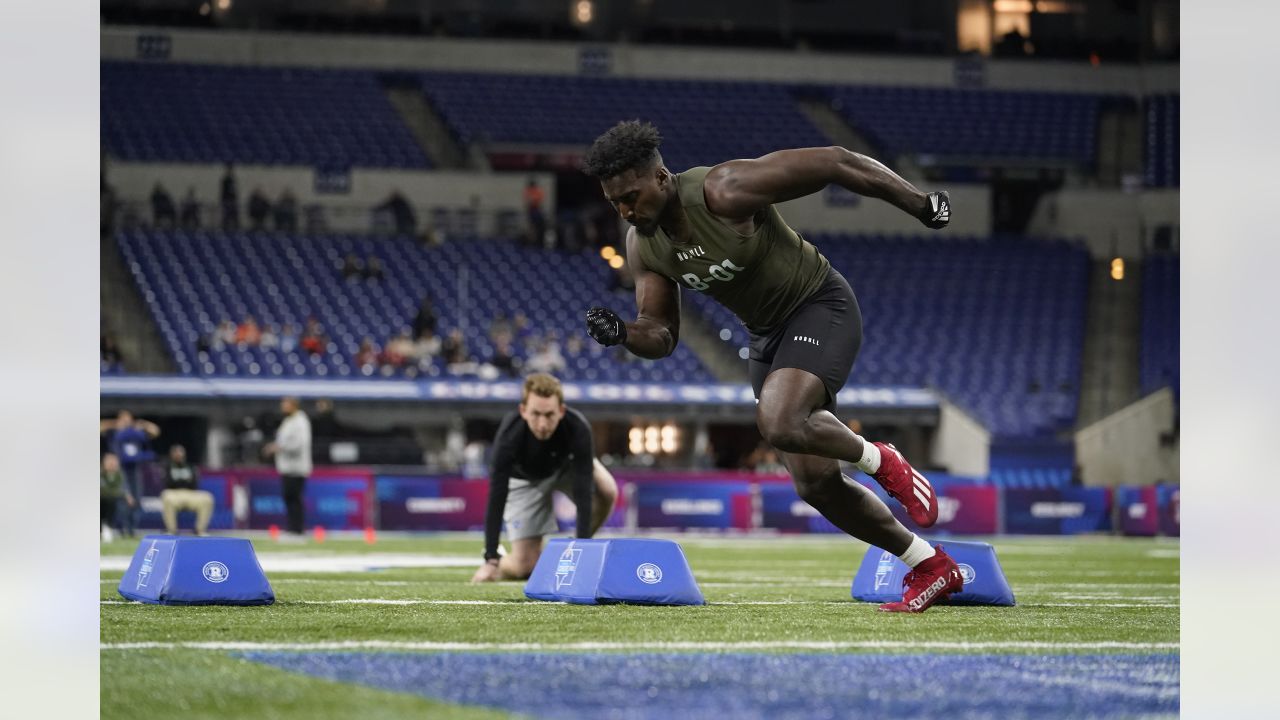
[1004,487,1112,534]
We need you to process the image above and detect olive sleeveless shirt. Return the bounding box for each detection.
[633,166,831,336]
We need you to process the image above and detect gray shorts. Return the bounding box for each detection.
[503,468,578,542]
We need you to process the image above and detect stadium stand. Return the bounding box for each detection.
[1140,253,1180,396]
[692,235,1090,439]
[825,86,1107,164]
[420,72,831,169]
[1144,94,1180,187]
[101,62,430,168]
[114,229,714,383]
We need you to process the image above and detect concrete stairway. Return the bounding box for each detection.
[384,85,476,170]
[1076,259,1142,427]
[101,233,173,374]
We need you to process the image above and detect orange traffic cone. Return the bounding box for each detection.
[268,524,280,542]
[364,526,377,545]
[313,525,326,543]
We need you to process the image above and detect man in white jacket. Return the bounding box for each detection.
[265,396,312,536]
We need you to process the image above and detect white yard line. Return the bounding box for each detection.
[101,596,1180,608]
[99,553,477,573]
[100,639,1180,652]
[1029,599,1177,604]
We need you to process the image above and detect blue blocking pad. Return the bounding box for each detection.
[851,539,1015,606]
[118,535,275,606]
[525,538,705,606]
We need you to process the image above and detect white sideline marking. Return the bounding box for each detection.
[1034,599,1172,604]
[100,640,1180,652]
[99,553,476,573]
[1146,549,1181,559]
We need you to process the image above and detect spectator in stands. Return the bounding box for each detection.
[211,319,236,350]
[523,178,547,247]
[264,397,312,537]
[488,313,512,344]
[150,183,176,229]
[300,318,327,355]
[100,453,132,542]
[755,449,786,474]
[101,179,118,234]
[381,330,415,368]
[312,398,339,438]
[412,296,438,338]
[512,311,535,350]
[563,333,587,364]
[259,323,280,349]
[220,164,239,231]
[341,253,363,280]
[378,190,416,236]
[525,334,566,375]
[101,333,124,372]
[274,188,299,233]
[442,328,476,374]
[160,445,214,536]
[100,410,160,538]
[179,187,201,230]
[278,322,299,354]
[413,327,442,365]
[354,337,379,371]
[248,188,272,231]
[235,315,262,346]
[364,256,385,281]
[489,336,521,378]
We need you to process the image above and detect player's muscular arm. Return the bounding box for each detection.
[623,229,680,359]
[586,229,680,359]
[703,146,930,221]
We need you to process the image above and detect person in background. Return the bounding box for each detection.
[354,337,379,371]
[248,187,272,231]
[99,411,160,538]
[179,187,201,230]
[235,315,262,346]
[471,374,617,582]
[220,163,239,232]
[523,178,547,247]
[258,323,280,349]
[364,256,385,281]
[264,397,312,537]
[341,253,363,280]
[275,188,299,233]
[100,453,133,542]
[160,445,214,536]
[300,318,327,355]
[150,183,176,229]
[279,322,299,354]
[412,295,438,338]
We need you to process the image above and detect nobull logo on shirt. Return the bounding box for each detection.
[680,258,746,292]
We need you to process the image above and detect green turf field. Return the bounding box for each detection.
[100,533,1178,719]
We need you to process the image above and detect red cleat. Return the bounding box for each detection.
[871,442,938,527]
[878,546,964,613]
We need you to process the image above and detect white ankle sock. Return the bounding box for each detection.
[898,534,936,568]
[853,439,881,474]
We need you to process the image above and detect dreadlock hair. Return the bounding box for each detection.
[582,120,663,180]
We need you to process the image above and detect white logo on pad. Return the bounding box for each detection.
[203,561,230,584]
[958,563,976,585]
[636,563,663,584]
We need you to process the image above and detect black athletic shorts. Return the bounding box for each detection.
[748,268,863,412]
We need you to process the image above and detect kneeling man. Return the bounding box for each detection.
[160,444,214,536]
[471,373,617,582]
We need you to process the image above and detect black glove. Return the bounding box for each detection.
[919,191,951,230]
[586,307,627,347]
